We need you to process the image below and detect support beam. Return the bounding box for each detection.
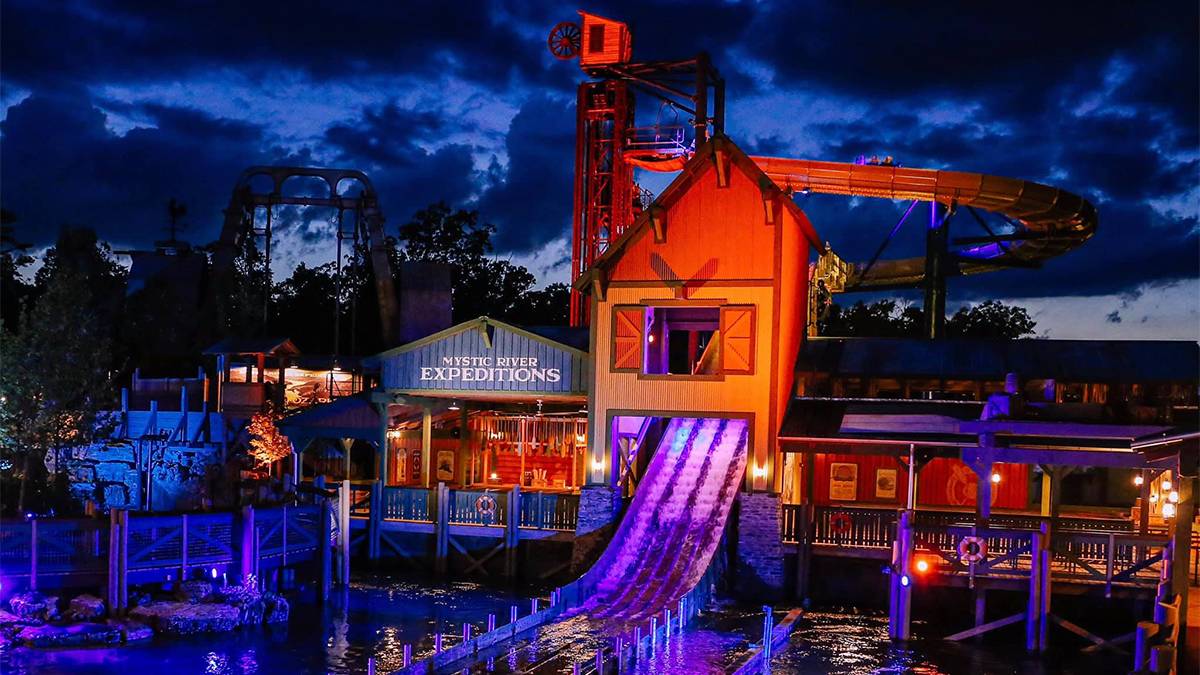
[922,202,949,340]
[421,408,433,488]
[888,509,914,640]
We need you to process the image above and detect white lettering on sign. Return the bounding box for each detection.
[419,356,562,384]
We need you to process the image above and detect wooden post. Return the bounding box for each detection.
[1138,469,1151,535]
[106,509,129,615]
[888,509,914,640]
[29,518,38,591]
[180,514,189,582]
[458,405,470,486]
[368,480,382,560]
[796,503,813,602]
[339,480,351,585]
[973,587,987,633]
[1169,475,1193,662]
[505,485,520,579]
[421,408,433,488]
[434,482,449,576]
[1038,523,1051,651]
[376,402,390,486]
[1026,524,1044,651]
[318,498,332,604]
[240,504,256,582]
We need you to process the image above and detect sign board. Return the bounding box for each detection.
[829,462,858,500]
[378,319,588,396]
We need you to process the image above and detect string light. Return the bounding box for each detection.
[1168,491,1179,504]
[1161,479,1172,491]
[1162,502,1177,519]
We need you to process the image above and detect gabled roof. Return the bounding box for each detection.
[368,315,588,360]
[202,337,301,357]
[576,134,824,289]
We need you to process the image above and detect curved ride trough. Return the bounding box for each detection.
[574,416,749,628]
[750,156,1097,288]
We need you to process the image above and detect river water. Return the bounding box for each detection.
[1,574,1130,674]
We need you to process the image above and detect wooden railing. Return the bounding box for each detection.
[360,485,580,532]
[781,504,1137,546]
[382,487,434,522]
[781,503,1166,589]
[0,504,323,595]
[519,492,581,531]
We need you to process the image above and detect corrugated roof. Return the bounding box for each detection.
[203,337,301,356]
[797,338,1199,383]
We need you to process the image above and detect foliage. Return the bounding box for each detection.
[246,412,291,467]
[0,265,115,513]
[945,300,1037,338]
[820,299,922,337]
[395,202,566,325]
[820,299,1036,338]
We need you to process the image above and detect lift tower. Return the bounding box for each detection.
[550,12,724,326]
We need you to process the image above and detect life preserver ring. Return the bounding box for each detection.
[829,512,853,535]
[957,536,987,563]
[475,494,498,521]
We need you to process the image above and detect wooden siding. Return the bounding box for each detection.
[809,452,1030,509]
[380,323,588,396]
[605,165,779,283]
[579,12,631,66]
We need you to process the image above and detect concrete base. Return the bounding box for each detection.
[735,492,786,599]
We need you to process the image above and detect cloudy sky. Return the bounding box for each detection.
[2,1,1197,339]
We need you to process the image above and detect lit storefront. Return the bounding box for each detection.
[371,317,590,491]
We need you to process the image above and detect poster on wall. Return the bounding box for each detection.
[829,462,858,500]
[392,449,408,484]
[875,468,897,500]
[411,450,422,483]
[436,450,455,481]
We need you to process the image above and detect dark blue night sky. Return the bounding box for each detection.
[2,1,1196,338]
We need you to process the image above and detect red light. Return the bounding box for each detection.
[915,558,930,573]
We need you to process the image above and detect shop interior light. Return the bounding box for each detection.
[752,465,767,479]
[1149,493,1159,503]
[489,472,498,480]
[1133,474,1144,486]
[1162,502,1177,519]
[575,434,587,444]
[1162,479,1172,491]
[1168,490,1179,504]
[591,458,605,471]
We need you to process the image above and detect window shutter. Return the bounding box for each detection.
[612,306,644,371]
[720,305,755,374]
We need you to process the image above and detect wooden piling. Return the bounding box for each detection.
[888,509,914,640]
[505,485,520,579]
[240,504,256,582]
[339,480,351,585]
[434,482,449,576]
[318,498,333,603]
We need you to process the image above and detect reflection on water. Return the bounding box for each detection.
[0,577,1135,675]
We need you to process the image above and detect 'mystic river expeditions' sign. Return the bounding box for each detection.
[377,317,587,396]
[419,356,563,384]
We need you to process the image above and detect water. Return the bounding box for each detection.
[1,575,532,675]
[0,580,1132,674]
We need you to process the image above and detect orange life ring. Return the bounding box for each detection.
[829,512,853,535]
[475,494,498,520]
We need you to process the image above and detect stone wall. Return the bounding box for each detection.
[734,491,785,598]
[63,443,223,512]
[571,484,620,573]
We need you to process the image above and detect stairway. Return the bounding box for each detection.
[577,417,749,627]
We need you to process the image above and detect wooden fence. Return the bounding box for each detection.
[0,504,325,610]
[335,483,581,533]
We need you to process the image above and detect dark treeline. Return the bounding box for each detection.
[0,201,571,377]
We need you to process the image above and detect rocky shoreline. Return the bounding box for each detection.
[0,577,289,650]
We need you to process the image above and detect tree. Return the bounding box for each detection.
[395,202,566,324]
[1,210,34,333]
[820,299,921,337]
[819,298,1036,338]
[0,266,115,514]
[246,412,292,469]
[507,283,571,326]
[946,300,1036,338]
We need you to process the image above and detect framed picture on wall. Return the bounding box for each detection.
[875,468,898,500]
[436,450,454,481]
[829,462,858,501]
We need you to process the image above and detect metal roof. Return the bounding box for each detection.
[797,338,1200,383]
